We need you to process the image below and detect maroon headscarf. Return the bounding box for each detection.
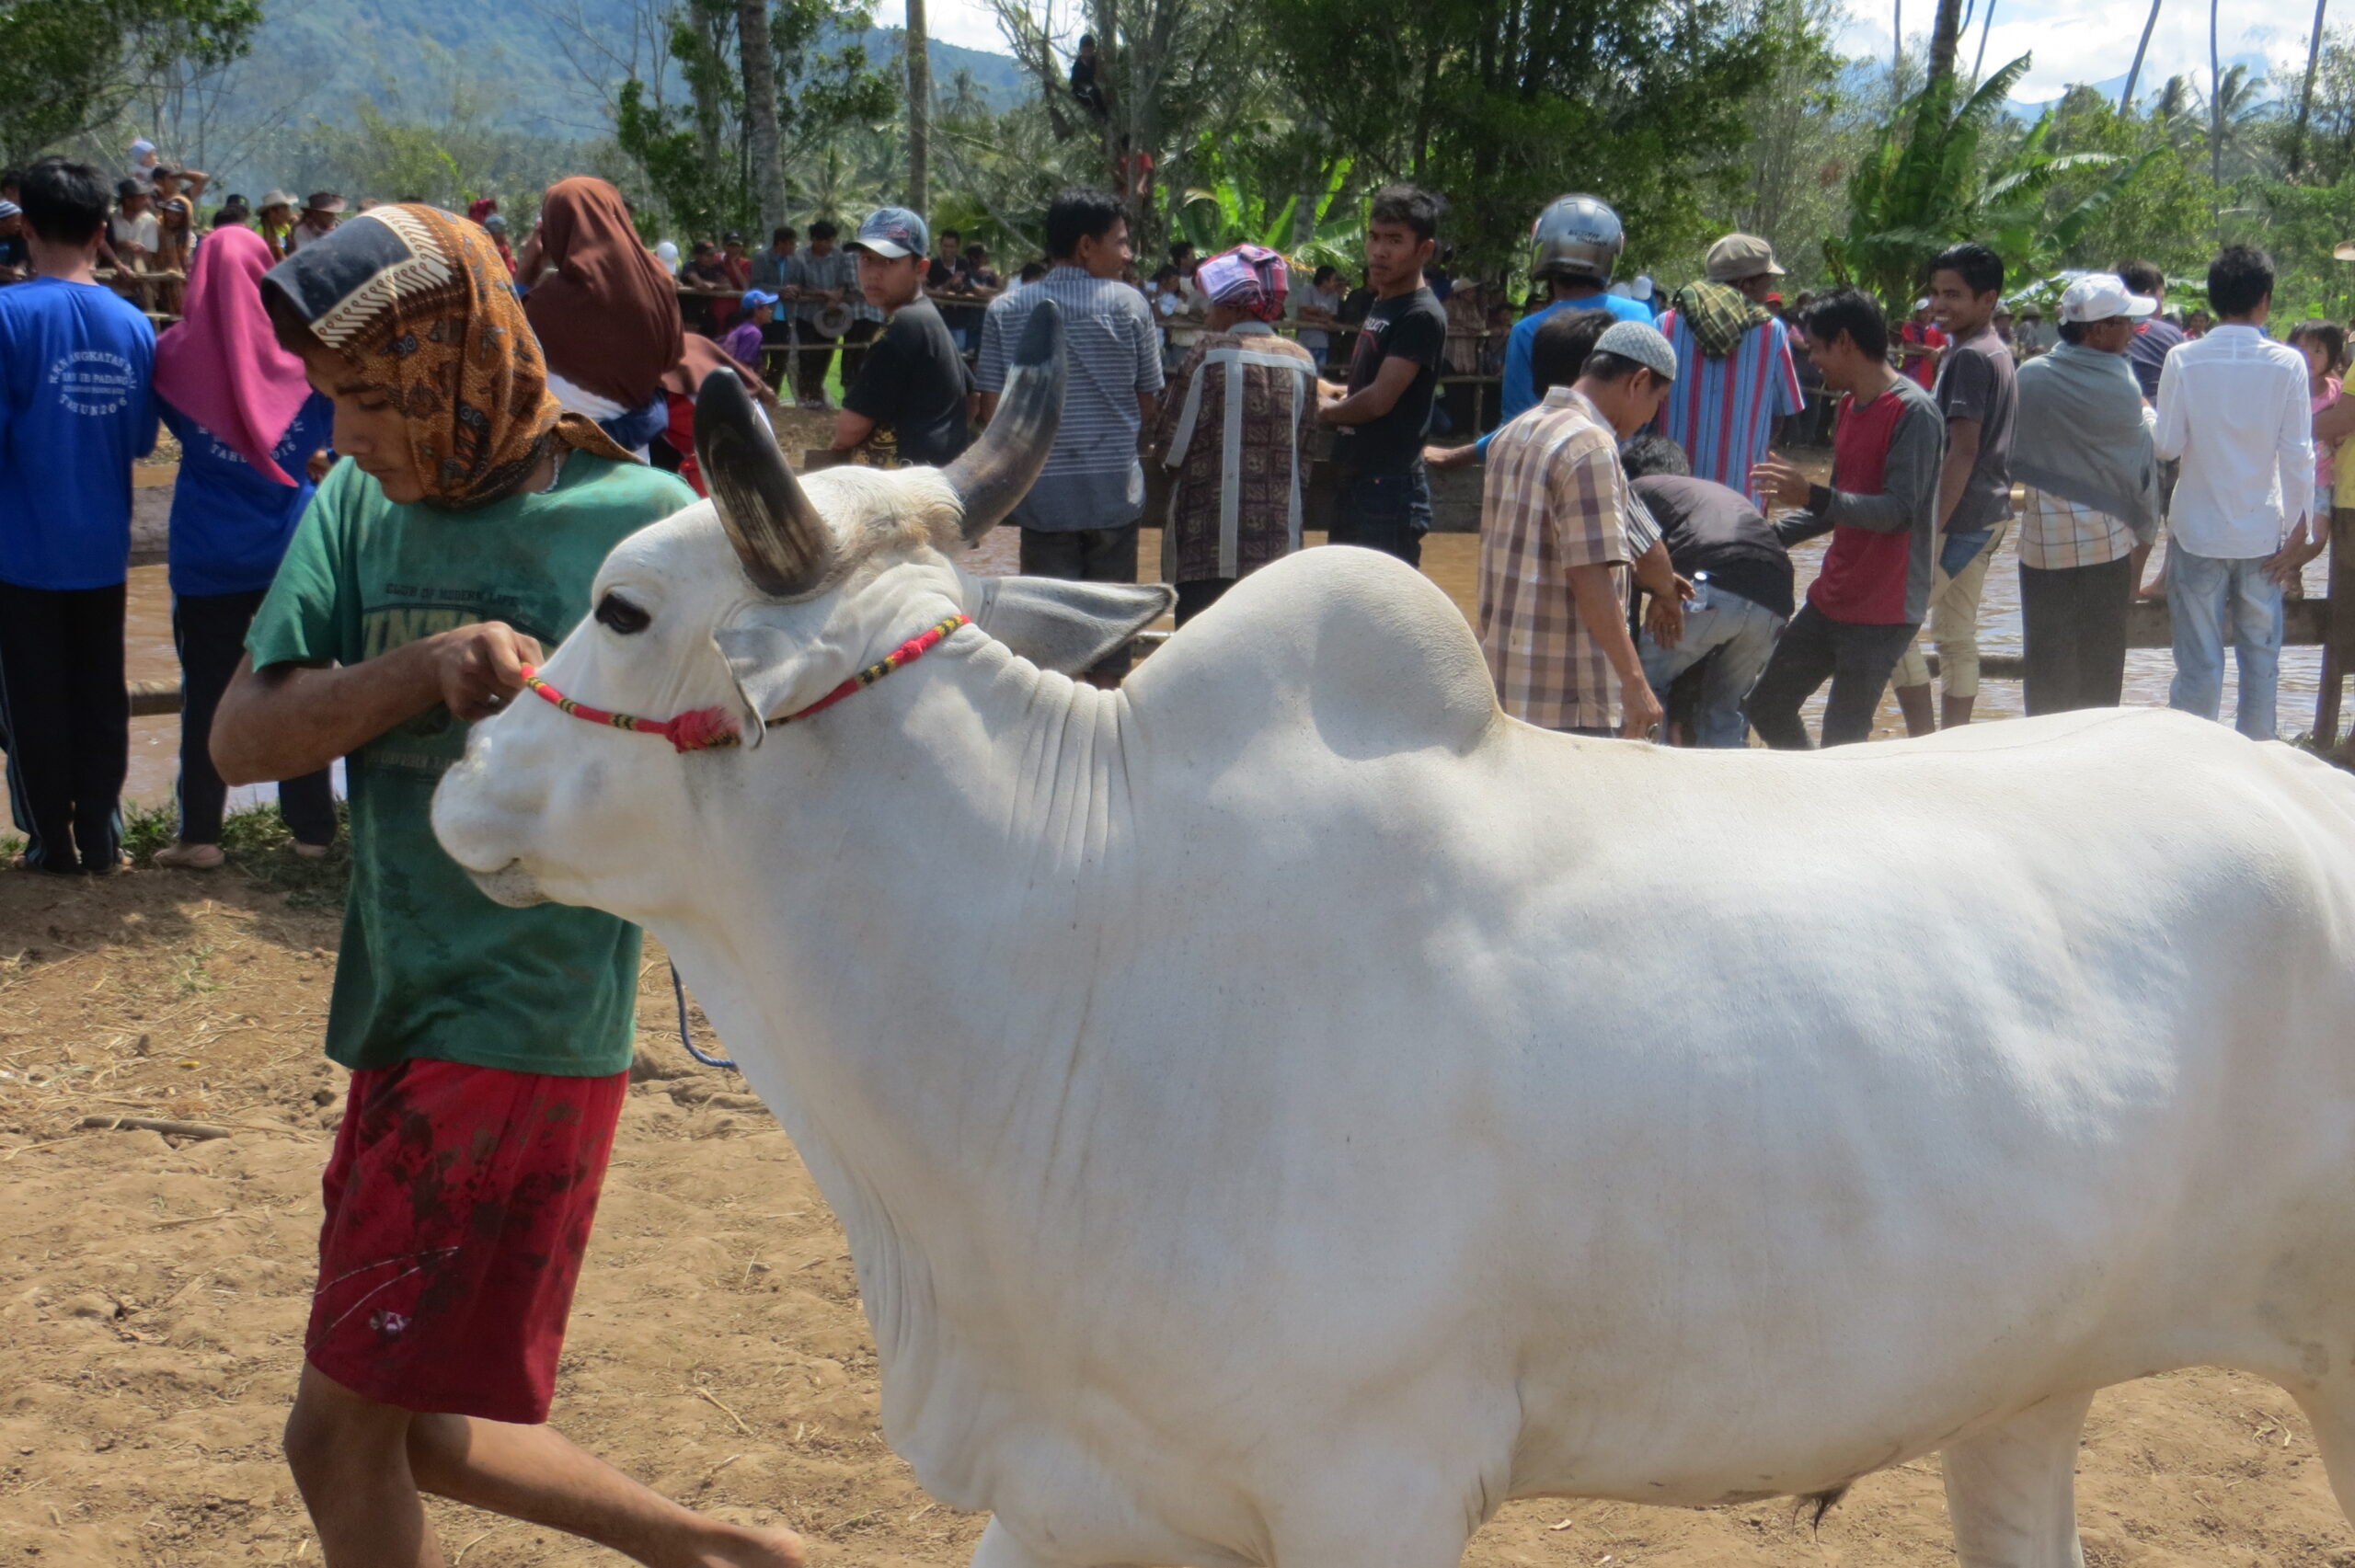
[522,177,683,408]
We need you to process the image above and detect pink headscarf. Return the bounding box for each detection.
[1197,244,1290,322]
[153,224,315,486]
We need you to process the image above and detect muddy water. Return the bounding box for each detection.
[16,504,2336,831]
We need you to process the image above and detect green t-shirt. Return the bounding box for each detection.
[247,453,697,1078]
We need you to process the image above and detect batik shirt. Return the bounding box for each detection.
[1150,323,1317,584]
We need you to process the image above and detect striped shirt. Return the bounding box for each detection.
[1476,385,1656,732]
[977,267,1165,532]
[2016,486,2136,571]
[1653,312,1802,498]
[787,247,882,326]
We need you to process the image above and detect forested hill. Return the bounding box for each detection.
[247,0,1029,141]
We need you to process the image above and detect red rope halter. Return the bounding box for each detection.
[518,613,970,753]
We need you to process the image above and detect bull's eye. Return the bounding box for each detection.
[595,592,651,635]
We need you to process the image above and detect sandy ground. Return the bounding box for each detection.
[3,864,2354,1568]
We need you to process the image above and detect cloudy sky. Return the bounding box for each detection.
[915,0,2306,107]
[1835,0,2301,100]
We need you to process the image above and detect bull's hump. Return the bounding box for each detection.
[1125,547,1499,761]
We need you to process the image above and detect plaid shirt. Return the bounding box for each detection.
[1476,385,1655,730]
[2016,486,2135,570]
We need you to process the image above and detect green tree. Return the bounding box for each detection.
[271,50,603,214]
[1258,0,1787,273]
[1711,0,1851,285]
[2039,85,2218,279]
[0,0,261,166]
[1826,55,2142,310]
[613,0,894,241]
[984,0,1269,256]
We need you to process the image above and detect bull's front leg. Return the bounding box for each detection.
[1940,1391,2096,1568]
[970,1517,1078,1568]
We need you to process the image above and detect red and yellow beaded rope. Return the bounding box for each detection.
[519,613,970,753]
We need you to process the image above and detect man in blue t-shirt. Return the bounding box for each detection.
[1425,193,1652,469]
[0,158,158,873]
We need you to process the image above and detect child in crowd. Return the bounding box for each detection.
[2289,320,2347,604]
[206,202,798,1568]
[722,289,776,375]
[833,207,971,468]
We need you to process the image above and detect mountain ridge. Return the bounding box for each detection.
[246,0,1028,143]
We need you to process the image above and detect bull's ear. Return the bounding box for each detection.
[972,577,1173,676]
[709,623,809,748]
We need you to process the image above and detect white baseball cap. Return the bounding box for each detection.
[2057,273,2157,324]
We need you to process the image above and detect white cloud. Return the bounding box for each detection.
[911,0,1025,54]
[1835,0,2301,103]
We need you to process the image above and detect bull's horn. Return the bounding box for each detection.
[694,368,834,596]
[944,297,1065,541]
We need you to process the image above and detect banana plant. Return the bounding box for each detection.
[1826,53,2134,311]
[1172,155,1361,270]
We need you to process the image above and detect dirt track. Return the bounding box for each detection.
[3,865,2351,1567]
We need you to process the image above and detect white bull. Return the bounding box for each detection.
[433,303,2355,1568]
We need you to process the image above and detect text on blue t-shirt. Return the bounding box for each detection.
[0,278,160,589]
[159,392,335,597]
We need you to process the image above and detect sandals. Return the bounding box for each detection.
[152,841,225,870]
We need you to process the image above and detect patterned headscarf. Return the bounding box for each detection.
[261,204,632,509]
[1197,244,1290,323]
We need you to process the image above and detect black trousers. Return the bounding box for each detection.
[1326,465,1430,568]
[0,579,129,872]
[1744,601,1916,750]
[173,589,336,846]
[2019,556,2134,716]
[1019,522,1142,679]
[1174,578,1233,626]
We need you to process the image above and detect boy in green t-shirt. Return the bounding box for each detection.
[211,205,801,1568]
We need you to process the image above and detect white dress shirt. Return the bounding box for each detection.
[2151,324,2315,558]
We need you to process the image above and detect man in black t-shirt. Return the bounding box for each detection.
[1316,184,1448,567]
[834,206,971,468]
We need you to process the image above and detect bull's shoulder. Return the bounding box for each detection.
[1122,546,1501,761]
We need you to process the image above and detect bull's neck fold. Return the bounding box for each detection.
[653,626,1143,1501]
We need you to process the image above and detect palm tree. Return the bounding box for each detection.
[2195,64,2274,181]
[2120,0,2161,110]
[2153,74,2200,148]
[2208,0,2222,200]
[906,0,931,212]
[739,0,786,236]
[2290,0,2330,177]
[1828,54,2137,312]
[1926,0,1967,88]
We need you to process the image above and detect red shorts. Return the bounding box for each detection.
[304,1058,627,1424]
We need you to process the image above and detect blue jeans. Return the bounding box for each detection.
[1638,581,1786,748]
[2167,545,2282,741]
